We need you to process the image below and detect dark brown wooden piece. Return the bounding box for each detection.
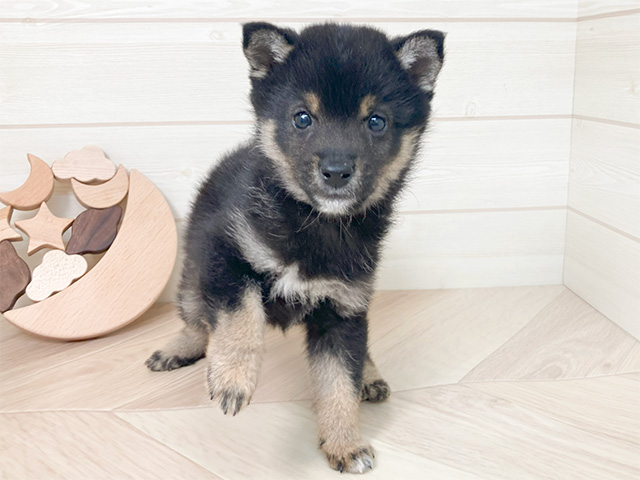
[0,240,31,313]
[66,206,122,255]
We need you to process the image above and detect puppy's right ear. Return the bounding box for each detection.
[393,30,445,93]
[242,22,297,79]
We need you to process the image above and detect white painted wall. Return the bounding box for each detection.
[564,2,640,338]
[4,0,639,335]
[1,1,581,302]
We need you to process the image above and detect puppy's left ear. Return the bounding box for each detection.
[393,30,445,93]
[242,22,298,79]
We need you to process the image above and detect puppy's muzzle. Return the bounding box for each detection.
[317,150,356,189]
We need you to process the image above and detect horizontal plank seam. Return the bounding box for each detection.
[436,115,572,122]
[0,120,255,129]
[0,17,579,24]
[171,207,569,224]
[567,207,640,244]
[1,10,635,24]
[398,206,567,216]
[0,115,572,130]
[577,8,640,22]
[573,115,640,130]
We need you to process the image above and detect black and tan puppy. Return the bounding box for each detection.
[146,22,444,473]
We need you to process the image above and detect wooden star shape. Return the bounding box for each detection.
[15,202,74,255]
[0,206,22,243]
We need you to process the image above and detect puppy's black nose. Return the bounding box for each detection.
[317,152,356,189]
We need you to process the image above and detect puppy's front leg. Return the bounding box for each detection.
[206,284,266,416]
[305,302,374,474]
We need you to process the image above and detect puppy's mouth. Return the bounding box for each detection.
[311,175,360,216]
[313,195,357,216]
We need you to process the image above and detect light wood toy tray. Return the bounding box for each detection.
[0,147,177,340]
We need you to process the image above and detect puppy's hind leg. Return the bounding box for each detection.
[360,353,390,403]
[146,324,208,371]
[146,271,209,372]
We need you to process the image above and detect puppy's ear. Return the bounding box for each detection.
[393,30,445,93]
[242,22,297,79]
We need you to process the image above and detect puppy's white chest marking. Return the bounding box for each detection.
[230,211,370,315]
[270,263,369,315]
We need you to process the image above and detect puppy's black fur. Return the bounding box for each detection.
[147,22,444,474]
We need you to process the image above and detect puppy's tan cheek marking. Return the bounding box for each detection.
[364,129,420,208]
[206,287,266,405]
[309,353,362,459]
[304,92,321,116]
[259,120,312,203]
[358,94,377,119]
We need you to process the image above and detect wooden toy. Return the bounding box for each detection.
[52,146,116,183]
[14,202,74,255]
[0,154,54,210]
[0,206,22,243]
[71,164,129,208]
[25,249,88,302]
[4,170,177,340]
[66,206,122,255]
[0,241,31,313]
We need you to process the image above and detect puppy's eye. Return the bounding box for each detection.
[293,111,312,129]
[368,114,386,132]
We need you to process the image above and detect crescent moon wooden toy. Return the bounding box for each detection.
[52,146,116,183]
[71,164,129,209]
[14,202,74,255]
[0,154,54,210]
[0,241,31,313]
[4,170,177,340]
[0,206,22,243]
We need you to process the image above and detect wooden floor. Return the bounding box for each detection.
[1,285,638,479]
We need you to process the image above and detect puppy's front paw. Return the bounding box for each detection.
[210,387,251,416]
[321,442,375,474]
[361,379,390,403]
[207,362,257,416]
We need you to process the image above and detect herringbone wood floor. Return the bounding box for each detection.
[1,286,639,479]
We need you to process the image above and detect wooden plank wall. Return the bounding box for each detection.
[0,1,579,301]
[564,1,640,338]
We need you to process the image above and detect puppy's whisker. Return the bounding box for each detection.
[297,208,316,233]
[298,210,322,233]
